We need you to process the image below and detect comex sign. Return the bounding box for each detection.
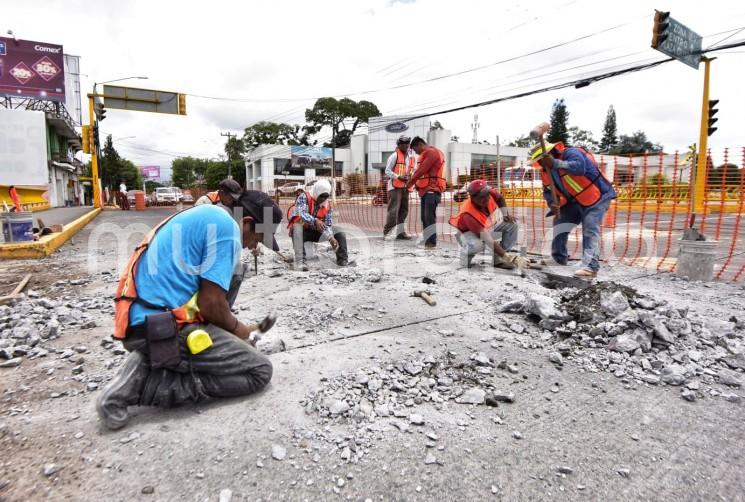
[385,121,409,133]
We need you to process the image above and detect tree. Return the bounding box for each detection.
[99,135,141,189]
[508,135,531,148]
[145,180,162,192]
[305,97,381,148]
[599,105,618,152]
[707,163,743,187]
[430,120,444,131]
[610,131,663,155]
[242,121,313,149]
[547,98,569,145]
[568,127,599,151]
[172,157,201,188]
[204,160,245,189]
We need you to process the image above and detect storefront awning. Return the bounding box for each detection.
[51,161,77,173]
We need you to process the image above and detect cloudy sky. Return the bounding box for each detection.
[5,0,745,173]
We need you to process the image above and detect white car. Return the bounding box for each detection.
[277,183,305,196]
[155,187,178,205]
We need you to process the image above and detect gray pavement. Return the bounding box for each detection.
[1,208,744,501]
[31,205,96,227]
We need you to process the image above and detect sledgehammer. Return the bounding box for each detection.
[248,312,277,345]
[412,290,436,306]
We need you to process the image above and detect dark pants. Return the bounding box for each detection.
[551,199,611,272]
[383,188,409,236]
[120,193,130,210]
[292,224,349,264]
[123,264,273,407]
[421,192,441,246]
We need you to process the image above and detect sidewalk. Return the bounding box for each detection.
[0,206,100,258]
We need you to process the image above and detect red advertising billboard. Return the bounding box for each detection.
[0,37,65,101]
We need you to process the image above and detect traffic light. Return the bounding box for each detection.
[651,10,670,48]
[178,94,187,115]
[82,125,91,154]
[708,99,719,136]
[94,97,106,121]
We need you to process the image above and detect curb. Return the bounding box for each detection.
[0,208,101,259]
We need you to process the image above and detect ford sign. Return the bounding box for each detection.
[385,121,409,133]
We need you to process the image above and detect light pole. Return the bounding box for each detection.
[89,76,148,208]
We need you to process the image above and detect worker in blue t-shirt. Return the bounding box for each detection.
[97,191,282,430]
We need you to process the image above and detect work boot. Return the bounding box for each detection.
[395,233,412,240]
[96,350,149,430]
[574,268,597,278]
[337,259,357,267]
[424,242,437,250]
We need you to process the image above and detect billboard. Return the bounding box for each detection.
[0,109,49,187]
[140,166,161,180]
[63,54,82,125]
[0,37,65,102]
[290,146,332,169]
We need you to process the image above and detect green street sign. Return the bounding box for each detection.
[652,12,702,70]
[103,85,185,115]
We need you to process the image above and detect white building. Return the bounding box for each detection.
[244,115,530,194]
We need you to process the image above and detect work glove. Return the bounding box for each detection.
[504,253,529,268]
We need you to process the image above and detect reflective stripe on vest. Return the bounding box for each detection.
[448,194,498,231]
[286,191,330,236]
[540,147,604,208]
[391,150,415,190]
[113,207,204,339]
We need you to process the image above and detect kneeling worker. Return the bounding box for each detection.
[288,179,351,267]
[448,179,526,269]
[97,191,281,430]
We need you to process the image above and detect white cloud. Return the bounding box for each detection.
[4,0,744,173]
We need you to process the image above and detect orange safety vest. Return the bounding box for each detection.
[206,191,220,203]
[414,147,447,193]
[391,149,415,190]
[113,208,203,339]
[539,144,606,207]
[286,191,330,236]
[448,194,498,232]
[9,187,22,212]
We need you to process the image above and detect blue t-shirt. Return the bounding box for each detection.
[129,204,241,327]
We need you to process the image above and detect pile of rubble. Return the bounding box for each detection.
[301,350,517,460]
[0,292,111,367]
[500,282,744,402]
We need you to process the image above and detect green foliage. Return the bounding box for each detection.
[508,135,532,148]
[99,135,142,189]
[645,173,670,186]
[567,127,598,151]
[599,105,618,152]
[305,97,381,148]
[547,98,569,145]
[707,163,743,187]
[144,180,162,192]
[204,160,246,190]
[242,122,313,149]
[609,131,663,155]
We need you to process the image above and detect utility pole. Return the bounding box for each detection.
[87,94,101,208]
[471,114,479,144]
[331,127,336,203]
[221,131,235,179]
[495,135,501,188]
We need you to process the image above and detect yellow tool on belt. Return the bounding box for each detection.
[186,329,213,355]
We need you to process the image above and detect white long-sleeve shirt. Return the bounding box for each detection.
[384,149,414,192]
[119,183,127,194]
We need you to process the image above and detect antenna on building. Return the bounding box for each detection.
[471,113,479,144]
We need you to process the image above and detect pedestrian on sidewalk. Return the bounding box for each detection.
[119,180,130,211]
[407,136,446,249]
[530,141,616,278]
[449,179,526,269]
[287,179,352,267]
[383,135,414,240]
[97,194,282,430]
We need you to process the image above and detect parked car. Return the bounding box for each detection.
[127,190,146,206]
[277,183,305,196]
[453,183,470,203]
[155,187,178,205]
[182,190,194,203]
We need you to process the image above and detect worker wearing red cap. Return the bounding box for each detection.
[448,179,526,269]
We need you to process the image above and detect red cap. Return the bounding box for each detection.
[468,179,489,195]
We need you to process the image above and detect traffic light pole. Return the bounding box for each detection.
[87,93,102,209]
[692,57,713,215]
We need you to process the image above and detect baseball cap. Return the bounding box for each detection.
[236,190,282,251]
[218,179,243,199]
[468,179,489,196]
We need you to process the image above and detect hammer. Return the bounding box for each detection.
[413,290,436,306]
[248,312,277,345]
[530,122,560,218]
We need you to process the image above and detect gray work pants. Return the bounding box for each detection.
[123,263,273,407]
[383,188,410,236]
[455,221,519,267]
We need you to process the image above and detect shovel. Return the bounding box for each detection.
[682,214,705,241]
